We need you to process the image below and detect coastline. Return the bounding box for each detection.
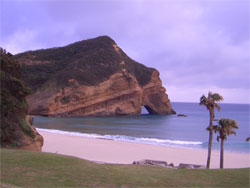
[38,130,250,169]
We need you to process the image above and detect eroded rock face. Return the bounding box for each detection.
[15,36,176,117]
[27,70,175,117]
[20,116,43,151]
[142,71,175,115]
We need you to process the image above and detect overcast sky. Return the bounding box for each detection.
[1,0,249,103]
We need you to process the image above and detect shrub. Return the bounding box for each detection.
[20,119,35,139]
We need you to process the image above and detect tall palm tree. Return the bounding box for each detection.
[200,92,223,169]
[214,118,238,169]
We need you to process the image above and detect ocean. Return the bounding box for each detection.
[34,102,250,153]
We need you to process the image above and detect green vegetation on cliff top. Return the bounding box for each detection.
[1,149,249,188]
[15,36,155,92]
[0,48,34,147]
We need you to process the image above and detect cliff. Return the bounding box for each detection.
[15,36,176,117]
[0,48,43,150]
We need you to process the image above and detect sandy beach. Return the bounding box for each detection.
[39,130,250,169]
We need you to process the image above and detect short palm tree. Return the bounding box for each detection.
[214,118,238,169]
[200,92,223,169]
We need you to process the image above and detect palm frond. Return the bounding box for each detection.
[212,93,223,102]
[217,118,238,139]
[231,123,239,129]
[199,95,207,106]
[217,136,220,142]
[214,103,221,111]
[230,131,236,135]
[213,125,220,133]
[206,126,213,131]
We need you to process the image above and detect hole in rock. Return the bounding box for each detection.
[144,105,158,115]
[141,106,149,115]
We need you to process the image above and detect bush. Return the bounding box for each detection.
[20,119,35,139]
[0,48,35,147]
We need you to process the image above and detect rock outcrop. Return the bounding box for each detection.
[178,163,206,169]
[19,115,43,150]
[132,160,206,169]
[0,48,43,150]
[133,160,168,167]
[15,36,176,117]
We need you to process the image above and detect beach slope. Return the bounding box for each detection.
[40,130,250,169]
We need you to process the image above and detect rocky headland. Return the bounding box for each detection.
[15,36,176,117]
[0,48,43,150]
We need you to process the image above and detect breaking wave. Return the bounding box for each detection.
[37,128,203,147]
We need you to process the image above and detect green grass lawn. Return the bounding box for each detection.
[1,149,249,188]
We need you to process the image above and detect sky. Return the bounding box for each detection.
[1,0,249,104]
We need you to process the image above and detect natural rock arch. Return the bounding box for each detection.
[17,36,176,117]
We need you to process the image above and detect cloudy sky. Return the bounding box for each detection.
[1,0,249,103]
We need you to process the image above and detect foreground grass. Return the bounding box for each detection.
[0,149,249,188]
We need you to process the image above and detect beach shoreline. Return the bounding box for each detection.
[39,130,250,169]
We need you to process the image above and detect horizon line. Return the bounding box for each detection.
[171,101,250,105]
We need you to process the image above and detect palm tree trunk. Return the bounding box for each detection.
[207,130,213,169]
[220,139,224,169]
[206,108,214,169]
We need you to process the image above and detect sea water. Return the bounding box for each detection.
[34,102,250,153]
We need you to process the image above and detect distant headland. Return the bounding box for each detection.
[15,36,176,117]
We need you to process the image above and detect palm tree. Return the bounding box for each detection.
[214,118,238,169]
[246,136,250,142]
[200,92,223,169]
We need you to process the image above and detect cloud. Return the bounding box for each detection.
[166,85,250,104]
[1,29,42,54]
[1,0,249,103]
[112,1,249,98]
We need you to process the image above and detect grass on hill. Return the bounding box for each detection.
[0,149,249,188]
[15,36,155,92]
